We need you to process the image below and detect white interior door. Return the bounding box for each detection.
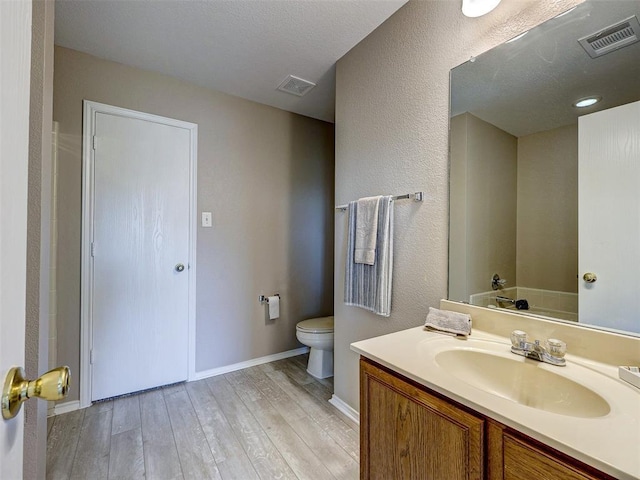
[1,0,32,476]
[578,100,640,332]
[89,106,194,401]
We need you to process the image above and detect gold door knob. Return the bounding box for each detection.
[2,366,70,420]
[583,272,597,283]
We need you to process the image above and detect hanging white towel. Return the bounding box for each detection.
[344,196,394,316]
[354,196,381,265]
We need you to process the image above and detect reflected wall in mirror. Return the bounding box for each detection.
[448,0,640,335]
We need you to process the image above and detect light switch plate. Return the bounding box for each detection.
[201,211,212,227]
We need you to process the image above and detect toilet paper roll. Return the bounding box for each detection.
[268,296,280,320]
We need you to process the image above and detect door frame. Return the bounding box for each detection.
[80,100,198,409]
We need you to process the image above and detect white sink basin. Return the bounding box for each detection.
[434,348,611,418]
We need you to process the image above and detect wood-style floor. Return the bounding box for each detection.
[46,354,359,480]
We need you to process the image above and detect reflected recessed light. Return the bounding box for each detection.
[573,96,602,108]
[462,0,502,18]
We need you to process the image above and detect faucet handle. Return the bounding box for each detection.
[545,338,566,358]
[510,330,527,348]
[492,274,507,290]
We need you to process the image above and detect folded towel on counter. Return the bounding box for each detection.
[424,307,472,336]
[345,196,394,316]
[354,196,381,265]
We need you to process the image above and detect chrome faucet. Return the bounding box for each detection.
[496,296,530,310]
[510,331,566,366]
[496,295,515,305]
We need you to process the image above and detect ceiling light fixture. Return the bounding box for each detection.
[462,0,502,18]
[573,96,602,108]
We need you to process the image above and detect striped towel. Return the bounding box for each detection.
[344,196,394,316]
[354,196,381,265]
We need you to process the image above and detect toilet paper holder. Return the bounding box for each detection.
[259,293,280,304]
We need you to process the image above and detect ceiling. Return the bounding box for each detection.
[450,1,640,137]
[54,0,408,123]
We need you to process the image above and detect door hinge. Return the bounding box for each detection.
[91,242,96,257]
[90,349,94,364]
[92,135,97,150]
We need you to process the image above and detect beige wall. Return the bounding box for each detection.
[449,117,577,301]
[449,113,517,302]
[334,0,584,411]
[517,124,578,293]
[54,47,334,402]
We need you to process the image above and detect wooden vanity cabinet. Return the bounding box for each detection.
[360,358,616,480]
[360,358,484,480]
[486,421,616,480]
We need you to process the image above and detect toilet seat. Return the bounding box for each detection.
[296,316,334,334]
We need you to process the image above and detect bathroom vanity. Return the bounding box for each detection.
[360,358,614,480]
[352,302,640,480]
[367,4,640,477]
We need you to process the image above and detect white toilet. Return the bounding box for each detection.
[296,316,334,379]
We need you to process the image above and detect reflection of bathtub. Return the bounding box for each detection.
[470,287,578,322]
[492,304,578,322]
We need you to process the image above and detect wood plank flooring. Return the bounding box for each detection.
[47,354,359,480]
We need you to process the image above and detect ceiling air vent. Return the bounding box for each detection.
[277,75,316,97]
[579,15,640,58]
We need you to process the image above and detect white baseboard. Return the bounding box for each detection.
[190,346,309,382]
[329,394,360,425]
[52,400,80,416]
[51,348,309,415]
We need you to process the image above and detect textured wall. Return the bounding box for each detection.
[449,113,517,301]
[54,47,334,402]
[334,0,584,411]
[517,124,578,293]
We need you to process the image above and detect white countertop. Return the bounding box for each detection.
[351,327,640,480]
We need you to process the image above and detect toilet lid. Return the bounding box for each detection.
[297,316,334,333]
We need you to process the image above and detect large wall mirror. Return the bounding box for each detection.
[448,0,640,336]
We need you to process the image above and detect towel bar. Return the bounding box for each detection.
[335,191,424,211]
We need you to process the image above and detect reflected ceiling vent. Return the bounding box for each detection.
[277,75,316,97]
[579,15,640,58]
